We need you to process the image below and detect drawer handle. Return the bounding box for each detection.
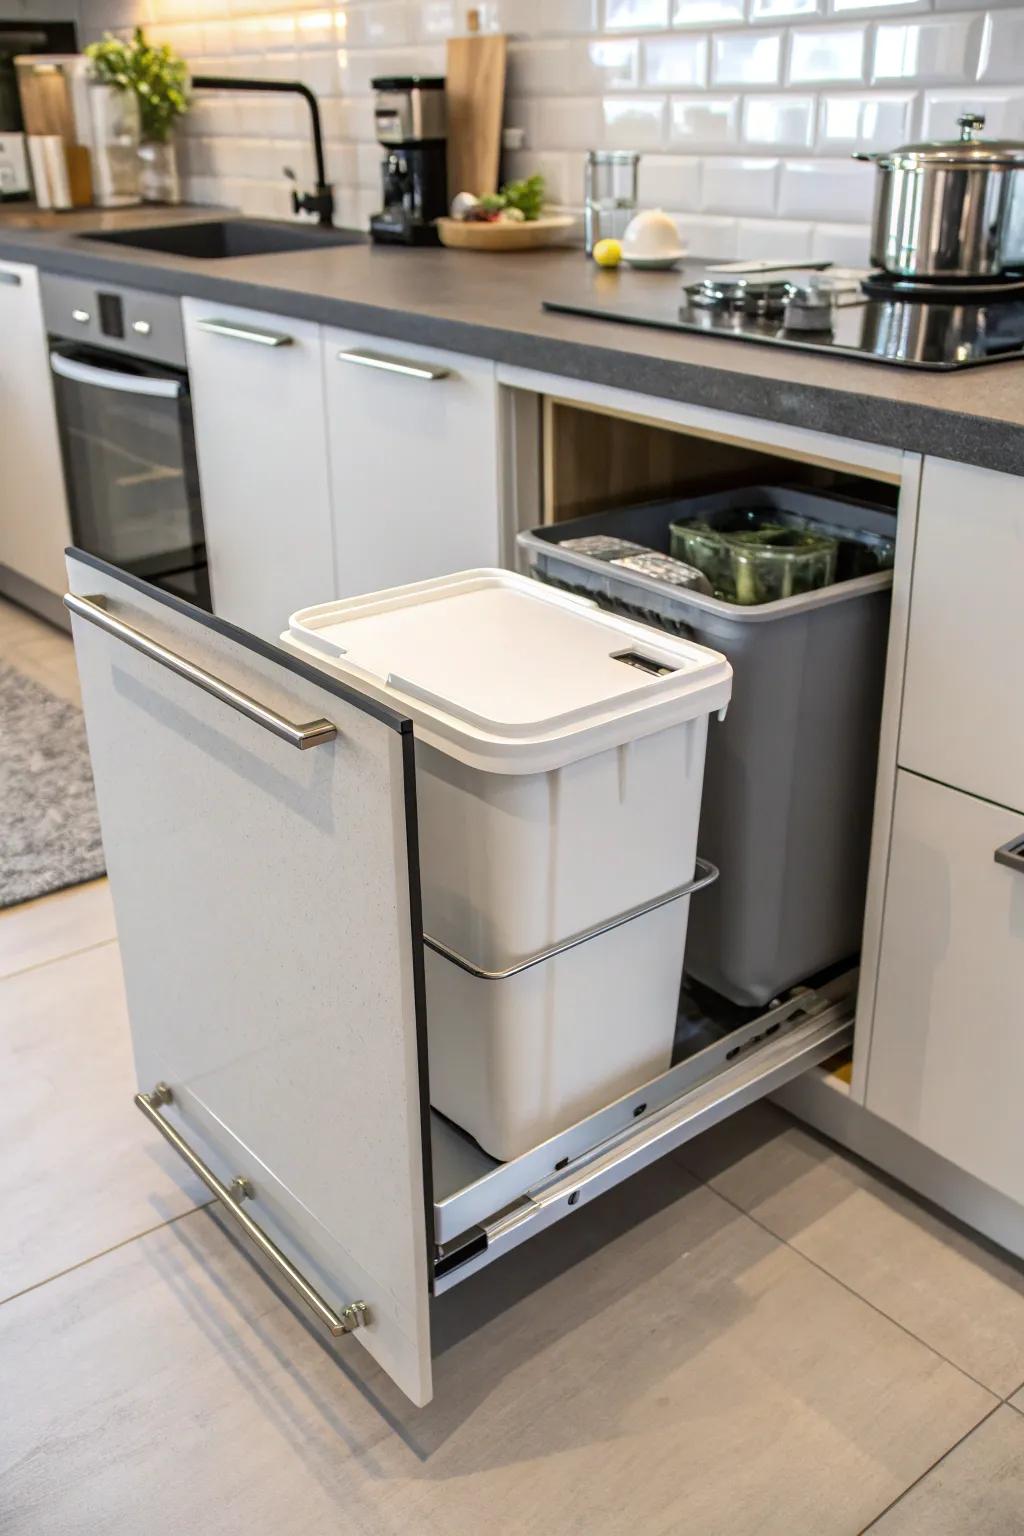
[136,1084,369,1338]
[425,857,719,980]
[0,269,22,287]
[64,594,337,751]
[995,835,1024,875]
[196,318,293,347]
[336,347,449,381]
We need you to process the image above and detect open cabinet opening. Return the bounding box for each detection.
[429,389,900,1292]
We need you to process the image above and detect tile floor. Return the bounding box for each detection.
[2,594,1024,1535]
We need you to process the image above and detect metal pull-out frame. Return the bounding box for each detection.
[432,975,854,1292]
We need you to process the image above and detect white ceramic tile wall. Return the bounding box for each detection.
[77,0,1024,260]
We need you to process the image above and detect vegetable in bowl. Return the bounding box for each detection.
[457,174,546,223]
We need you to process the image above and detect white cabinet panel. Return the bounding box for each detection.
[183,300,335,638]
[867,769,1024,1205]
[322,328,500,597]
[66,554,433,1406]
[900,456,1024,813]
[0,261,72,594]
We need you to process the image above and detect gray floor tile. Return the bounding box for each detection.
[867,1406,1024,1534]
[0,879,117,980]
[677,1102,1024,1396]
[0,1161,994,1536]
[0,942,207,1302]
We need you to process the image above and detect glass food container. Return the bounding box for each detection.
[670,510,838,605]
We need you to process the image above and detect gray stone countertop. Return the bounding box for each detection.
[2,204,1022,476]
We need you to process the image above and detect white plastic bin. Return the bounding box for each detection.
[286,571,732,1160]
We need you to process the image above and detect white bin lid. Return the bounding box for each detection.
[286,570,732,773]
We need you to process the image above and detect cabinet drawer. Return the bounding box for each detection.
[866,770,1024,1204]
[900,457,1024,811]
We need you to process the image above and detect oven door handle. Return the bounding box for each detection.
[50,349,183,400]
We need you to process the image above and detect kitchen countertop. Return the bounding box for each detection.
[3,204,1023,475]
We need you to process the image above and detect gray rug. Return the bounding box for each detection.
[1,660,106,909]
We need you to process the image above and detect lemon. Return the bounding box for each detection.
[592,238,622,268]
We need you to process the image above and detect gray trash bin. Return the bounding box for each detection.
[518,486,894,1007]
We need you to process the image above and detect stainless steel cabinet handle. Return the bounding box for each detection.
[51,351,182,399]
[136,1084,369,1338]
[196,317,293,347]
[63,594,336,751]
[425,858,719,980]
[336,347,450,381]
[995,835,1024,875]
[0,269,22,286]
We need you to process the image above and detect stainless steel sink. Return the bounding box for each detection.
[80,218,367,260]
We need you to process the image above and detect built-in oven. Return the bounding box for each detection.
[41,273,211,610]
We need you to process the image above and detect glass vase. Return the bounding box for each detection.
[138,137,180,205]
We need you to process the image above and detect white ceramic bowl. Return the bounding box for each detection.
[621,208,685,261]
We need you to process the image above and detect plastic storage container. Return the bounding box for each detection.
[670,509,838,604]
[285,570,732,1161]
[518,487,894,1007]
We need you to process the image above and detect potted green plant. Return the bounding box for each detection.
[86,28,189,204]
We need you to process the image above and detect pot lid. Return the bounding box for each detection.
[285,571,733,774]
[878,112,1024,166]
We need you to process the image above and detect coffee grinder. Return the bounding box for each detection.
[369,76,447,246]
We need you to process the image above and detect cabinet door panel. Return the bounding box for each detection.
[867,769,1024,1205]
[183,300,335,639]
[900,457,1024,812]
[0,260,72,593]
[322,328,500,596]
[66,553,433,1406]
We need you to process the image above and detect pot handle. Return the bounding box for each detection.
[851,151,875,161]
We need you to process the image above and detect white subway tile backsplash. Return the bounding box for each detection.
[778,157,876,219]
[809,220,872,262]
[701,154,780,213]
[872,16,984,83]
[642,33,709,85]
[829,0,929,13]
[742,93,816,147]
[736,215,815,256]
[602,93,669,145]
[977,10,1024,83]
[524,95,605,147]
[750,0,820,17]
[712,28,783,83]
[638,152,702,206]
[674,211,741,256]
[672,0,745,25]
[788,25,866,81]
[670,93,741,144]
[921,87,1024,138]
[605,0,671,27]
[818,90,915,147]
[120,0,1010,247]
[509,38,639,93]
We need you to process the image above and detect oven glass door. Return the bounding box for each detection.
[49,342,211,609]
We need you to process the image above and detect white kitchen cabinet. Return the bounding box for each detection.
[0,260,72,597]
[182,299,335,638]
[321,327,501,597]
[866,769,1024,1206]
[899,456,1024,814]
[66,553,852,1407]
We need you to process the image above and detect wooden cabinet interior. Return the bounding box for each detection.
[541,397,901,524]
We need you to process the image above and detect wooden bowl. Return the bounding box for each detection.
[436,214,575,251]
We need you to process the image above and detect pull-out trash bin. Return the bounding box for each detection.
[286,570,732,1161]
[519,487,894,1009]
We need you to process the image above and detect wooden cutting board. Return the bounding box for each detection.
[445,32,507,201]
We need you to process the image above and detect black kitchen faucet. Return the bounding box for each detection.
[191,75,334,226]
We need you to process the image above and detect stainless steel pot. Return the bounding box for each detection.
[854,113,1024,279]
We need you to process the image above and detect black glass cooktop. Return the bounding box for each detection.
[543,261,1024,371]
